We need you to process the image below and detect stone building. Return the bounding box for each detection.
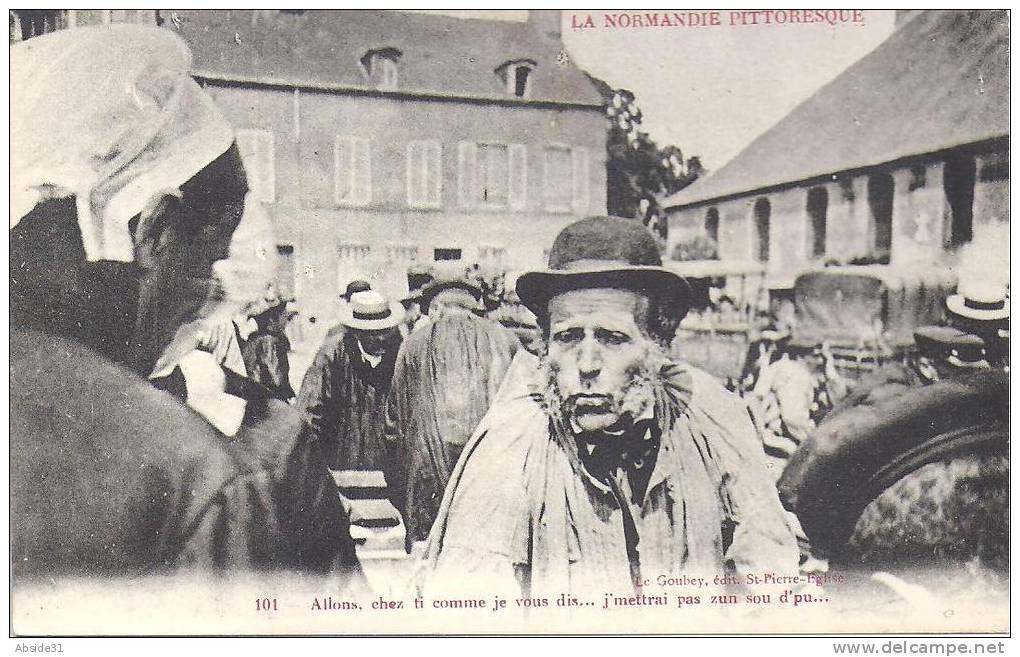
[11,9,607,326]
[177,9,606,322]
[664,10,1008,283]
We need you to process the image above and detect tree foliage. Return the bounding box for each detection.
[589,79,706,242]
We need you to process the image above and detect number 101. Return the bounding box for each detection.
[256,598,278,611]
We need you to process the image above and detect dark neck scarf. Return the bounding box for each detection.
[573,416,662,504]
[573,415,662,593]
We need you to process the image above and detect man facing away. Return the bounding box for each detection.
[419,217,798,598]
[384,276,519,553]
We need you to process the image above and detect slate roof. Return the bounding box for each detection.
[666,10,1009,209]
[167,9,602,106]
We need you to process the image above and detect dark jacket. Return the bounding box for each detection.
[384,313,519,550]
[242,328,296,401]
[11,327,279,579]
[297,326,401,470]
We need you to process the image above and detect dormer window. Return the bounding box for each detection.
[496,59,536,99]
[360,47,402,90]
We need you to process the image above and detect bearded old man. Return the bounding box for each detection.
[384,276,519,552]
[419,217,798,597]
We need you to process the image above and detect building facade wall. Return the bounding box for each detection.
[205,83,607,324]
[666,144,1008,284]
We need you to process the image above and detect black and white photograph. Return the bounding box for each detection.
[7,7,1010,642]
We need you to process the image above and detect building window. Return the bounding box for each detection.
[478,244,506,264]
[235,129,276,203]
[338,243,371,261]
[406,140,442,209]
[838,177,856,202]
[908,164,927,191]
[70,10,110,26]
[477,143,509,206]
[434,248,462,262]
[806,187,828,259]
[705,207,720,243]
[386,243,419,263]
[572,147,589,213]
[543,145,589,213]
[108,10,154,24]
[336,243,372,293]
[753,197,771,263]
[360,47,402,90]
[543,145,572,212]
[458,142,527,210]
[512,66,531,97]
[276,244,296,300]
[496,59,536,99]
[978,152,1008,182]
[334,136,372,206]
[13,10,65,40]
[944,154,976,247]
[867,173,894,258]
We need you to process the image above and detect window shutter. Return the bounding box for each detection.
[354,138,372,205]
[509,144,527,210]
[458,141,477,207]
[428,141,442,207]
[259,132,276,203]
[405,142,420,207]
[334,136,353,205]
[236,129,275,203]
[571,146,589,213]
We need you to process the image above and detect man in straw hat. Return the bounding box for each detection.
[384,273,519,553]
[945,280,1009,368]
[11,25,357,580]
[297,289,404,470]
[419,217,797,596]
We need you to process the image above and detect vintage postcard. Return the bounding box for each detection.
[8,8,1010,639]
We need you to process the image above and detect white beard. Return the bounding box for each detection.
[540,342,667,431]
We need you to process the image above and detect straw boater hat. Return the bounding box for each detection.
[946,281,1009,322]
[516,216,691,322]
[338,290,404,331]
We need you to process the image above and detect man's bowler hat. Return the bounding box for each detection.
[515,216,691,321]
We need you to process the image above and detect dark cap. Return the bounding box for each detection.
[913,325,986,363]
[340,279,371,302]
[418,278,482,315]
[515,216,691,322]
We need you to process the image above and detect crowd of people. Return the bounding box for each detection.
[10,25,1008,612]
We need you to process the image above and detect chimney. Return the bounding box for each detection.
[528,10,562,41]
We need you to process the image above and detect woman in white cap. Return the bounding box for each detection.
[11,26,358,582]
